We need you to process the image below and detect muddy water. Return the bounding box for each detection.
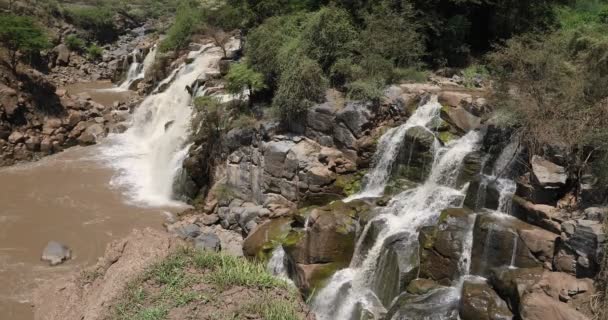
[0,84,180,319]
[66,81,136,107]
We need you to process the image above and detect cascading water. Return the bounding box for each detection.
[101,41,236,206]
[346,97,443,200]
[312,103,482,319]
[118,46,157,91]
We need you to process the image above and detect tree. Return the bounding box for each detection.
[0,14,49,73]
[300,6,358,72]
[207,27,231,58]
[225,61,266,104]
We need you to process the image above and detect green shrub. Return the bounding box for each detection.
[225,61,266,98]
[273,56,328,128]
[0,14,49,72]
[159,0,201,52]
[65,6,117,43]
[346,78,384,103]
[65,34,85,51]
[87,44,103,60]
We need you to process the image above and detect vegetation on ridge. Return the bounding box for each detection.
[109,248,303,320]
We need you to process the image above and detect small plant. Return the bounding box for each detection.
[65,34,85,51]
[87,44,103,60]
[461,64,489,88]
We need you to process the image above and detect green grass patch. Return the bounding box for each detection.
[109,248,299,320]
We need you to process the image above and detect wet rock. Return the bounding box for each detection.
[464,177,501,211]
[194,233,221,252]
[406,278,442,295]
[373,232,419,306]
[386,287,460,320]
[285,201,368,293]
[471,213,556,277]
[531,156,567,188]
[25,136,41,151]
[391,125,435,183]
[460,280,513,320]
[41,241,72,266]
[439,91,473,108]
[243,217,293,259]
[419,208,475,285]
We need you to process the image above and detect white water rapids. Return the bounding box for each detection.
[100,42,234,206]
[312,97,482,319]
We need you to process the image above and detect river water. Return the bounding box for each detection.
[0,82,177,320]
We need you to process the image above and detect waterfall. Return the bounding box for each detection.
[267,246,294,285]
[345,97,442,200]
[118,46,157,91]
[312,124,481,319]
[101,41,235,206]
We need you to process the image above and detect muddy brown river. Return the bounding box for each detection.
[0,83,180,320]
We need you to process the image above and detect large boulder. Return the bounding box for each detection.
[531,156,567,188]
[386,287,460,320]
[471,213,557,277]
[554,219,605,277]
[335,102,372,139]
[243,217,294,259]
[372,232,420,307]
[0,84,19,118]
[460,280,513,320]
[54,44,71,66]
[418,208,476,285]
[440,104,481,133]
[284,200,368,293]
[391,126,435,183]
[511,196,565,234]
[489,267,593,319]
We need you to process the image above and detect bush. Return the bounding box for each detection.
[273,56,328,128]
[65,34,85,51]
[65,6,117,43]
[87,44,103,60]
[159,0,201,53]
[489,28,608,157]
[225,61,266,98]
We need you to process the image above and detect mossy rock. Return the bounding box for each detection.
[334,171,367,197]
[243,217,294,260]
[438,131,458,144]
[295,262,344,297]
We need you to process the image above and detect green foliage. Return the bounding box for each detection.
[556,0,608,30]
[273,56,328,128]
[65,6,117,43]
[346,78,384,103]
[159,0,201,52]
[0,14,49,72]
[87,44,103,60]
[225,60,266,95]
[192,96,231,142]
[65,34,85,51]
